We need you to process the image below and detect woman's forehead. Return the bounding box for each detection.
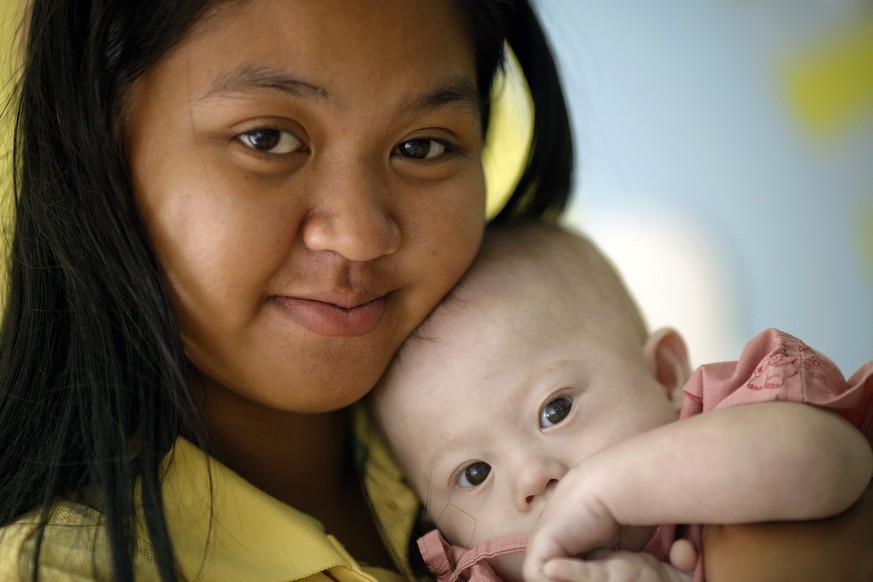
[178,1,475,76]
[134,0,480,127]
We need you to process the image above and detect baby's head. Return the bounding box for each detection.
[370,221,691,579]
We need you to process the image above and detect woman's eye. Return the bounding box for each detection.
[237,128,303,154]
[393,138,448,160]
[540,396,573,428]
[457,461,491,488]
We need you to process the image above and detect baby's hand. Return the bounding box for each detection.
[524,550,693,582]
[524,465,623,579]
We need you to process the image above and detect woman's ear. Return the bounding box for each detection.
[643,327,692,408]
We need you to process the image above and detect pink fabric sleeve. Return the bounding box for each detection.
[417,529,527,582]
[680,328,873,434]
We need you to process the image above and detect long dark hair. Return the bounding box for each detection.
[0,1,572,580]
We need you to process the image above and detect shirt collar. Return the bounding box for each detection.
[151,438,378,581]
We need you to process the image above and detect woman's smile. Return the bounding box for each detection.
[270,293,388,337]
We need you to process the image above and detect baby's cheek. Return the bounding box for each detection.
[433,504,479,547]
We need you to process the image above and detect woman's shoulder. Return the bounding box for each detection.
[0,500,160,581]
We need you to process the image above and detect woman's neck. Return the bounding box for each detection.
[206,398,351,509]
[194,378,394,568]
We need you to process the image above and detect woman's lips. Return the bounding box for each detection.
[271,295,387,337]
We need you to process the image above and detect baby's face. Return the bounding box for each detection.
[372,297,680,580]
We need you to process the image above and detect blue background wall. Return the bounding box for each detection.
[538,1,873,372]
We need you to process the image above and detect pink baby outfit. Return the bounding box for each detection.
[418,531,527,581]
[417,329,873,582]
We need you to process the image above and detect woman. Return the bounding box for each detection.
[0,1,569,580]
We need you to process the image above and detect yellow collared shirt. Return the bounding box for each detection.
[0,411,421,581]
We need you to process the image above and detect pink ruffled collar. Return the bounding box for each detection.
[417,529,528,581]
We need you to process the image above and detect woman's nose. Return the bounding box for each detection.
[301,162,401,262]
[512,458,566,512]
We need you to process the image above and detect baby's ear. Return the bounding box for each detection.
[643,327,692,407]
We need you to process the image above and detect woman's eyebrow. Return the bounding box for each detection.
[198,64,480,116]
[400,75,481,117]
[199,64,329,101]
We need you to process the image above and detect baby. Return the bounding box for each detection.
[370,221,873,582]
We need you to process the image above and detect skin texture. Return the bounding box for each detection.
[125,0,485,566]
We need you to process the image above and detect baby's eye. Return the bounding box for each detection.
[540,396,573,428]
[457,461,491,488]
[393,138,448,160]
[237,128,303,154]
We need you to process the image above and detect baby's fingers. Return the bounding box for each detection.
[540,557,618,582]
[533,552,693,582]
[523,537,572,582]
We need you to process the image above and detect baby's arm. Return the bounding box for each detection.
[524,401,872,580]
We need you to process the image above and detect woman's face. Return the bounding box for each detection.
[126,0,485,413]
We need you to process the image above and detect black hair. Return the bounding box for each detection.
[1,2,214,580]
[0,1,573,580]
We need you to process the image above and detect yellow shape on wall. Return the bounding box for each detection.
[483,47,533,219]
[782,18,873,137]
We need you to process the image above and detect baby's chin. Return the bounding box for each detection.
[489,552,525,582]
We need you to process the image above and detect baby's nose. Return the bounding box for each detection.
[512,460,565,512]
